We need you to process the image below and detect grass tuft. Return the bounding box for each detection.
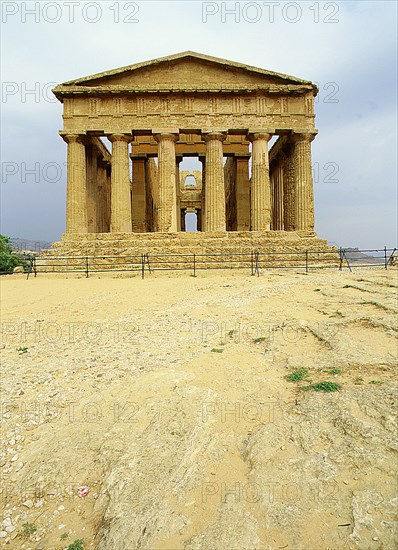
[67,540,84,550]
[20,522,37,536]
[253,337,267,344]
[303,381,341,393]
[287,369,308,382]
[327,368,342,375]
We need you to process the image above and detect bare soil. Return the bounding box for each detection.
[1,268,397,549]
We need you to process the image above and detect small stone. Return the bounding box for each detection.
[58,524,65,530]
[373,537,379,541]
[57,505,65,511]
[10,455,18,462]
[2,518,12,527]
[343,480,349,485]
[0,531,6,538]
[22,499,34,508]
[5,525,15,533]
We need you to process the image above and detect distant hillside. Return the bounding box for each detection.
[10,237,52,252]
[342,247,387,264]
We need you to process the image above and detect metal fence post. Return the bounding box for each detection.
[193,253,196,277]
[384,246,388,269]
[85,257,89,278]
[305,250,309,273]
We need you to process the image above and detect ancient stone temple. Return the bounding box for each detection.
[49,51,334,261]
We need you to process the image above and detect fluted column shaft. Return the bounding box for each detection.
[249,133,271,231]
[204,133,226,232]
[155,134,178,232]
[131,156,147,232]
[235,155,251,231]
[292,133,315,231]
[85,144,99,233]
[97,160,110,232]
[274,162,284,230]
[109,134,132,233]
[63,134,87,234]
[176,157,182,232]
[282,150,295,231]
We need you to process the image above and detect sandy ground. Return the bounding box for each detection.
[1,268,397,550]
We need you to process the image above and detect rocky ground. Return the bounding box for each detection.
[1,267,397,549]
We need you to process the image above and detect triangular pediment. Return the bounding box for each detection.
[53,52,315,96]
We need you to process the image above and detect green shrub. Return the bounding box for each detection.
[20,522,37,536]
[0,234,29,274]
[67,540,84,550]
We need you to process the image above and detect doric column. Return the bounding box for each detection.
[203,132,226,232]
[235,154,251,231]
[97,159,111,232]
[63,134,88,234]
[85,144,99,233]
[273,162,284,230]
[131,155,147,232]
[282,149,295,231]
[181,208,186,232]
[109,134,132,233]
[154,134,178,232]
[196,209,202,232]
[199,156,206,231]
[249,133,271,231]
[292,133,316,231]
[176,156,182,232]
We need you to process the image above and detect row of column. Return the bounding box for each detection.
[64,131,315,234]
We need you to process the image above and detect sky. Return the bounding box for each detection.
[1,0,397,249]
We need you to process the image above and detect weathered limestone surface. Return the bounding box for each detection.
[41,231,339,271]
[48,52,331,263]
[204,133,226,232]
[293,133,315,231]
[109,134,132,233]
[249,133,271,231]
[63,134,87,234]
[155,134,178,232]
[132,156,146,232]
[235,155,251,231]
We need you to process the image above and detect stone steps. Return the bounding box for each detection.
[39,232,339,270]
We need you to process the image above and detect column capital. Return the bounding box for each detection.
[108,134,133,144]
[203,132,227,143]
[153,133,178,143]
[291,132,317,143]
[62,133,86,145]
[248,132,272,143]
